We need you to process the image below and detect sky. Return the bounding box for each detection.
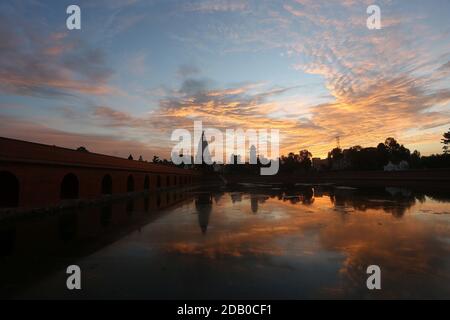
[0,0,449,160]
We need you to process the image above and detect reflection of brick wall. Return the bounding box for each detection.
[0,137,197,209]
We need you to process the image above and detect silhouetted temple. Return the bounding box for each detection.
[195,131,211,165]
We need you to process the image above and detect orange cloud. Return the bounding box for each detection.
[0,16,113,97]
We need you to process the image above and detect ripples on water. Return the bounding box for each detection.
[0,185,449,299]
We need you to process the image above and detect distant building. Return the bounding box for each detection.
[384,160,409,171]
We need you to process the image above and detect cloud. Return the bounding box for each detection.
[276,0,450,155]
[0,115,161,160]
[2,0,450,159]
[167,0,449,155]
[156,79,299,129]
[90,79,313,158]
[126,51,149,75]
[91,65,450,158]
[438,61,450,71]
[93,0,142,10]
[184,0,249,12]
[177,64,201,78]
[93,106,151,128]
[0,13,113,97]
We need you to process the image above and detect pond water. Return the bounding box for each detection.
[1,185,449,299]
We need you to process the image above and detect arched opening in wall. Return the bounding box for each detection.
[127,175,134,192]
[144,175,150,190]
[0,171,19,208]
[60,173,79,200]
[157,175,161,188]
[101,174,113,195]
[166,176,170,187]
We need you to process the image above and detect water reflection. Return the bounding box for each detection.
[328,187,417,218]
[250,194,258,213]
[126,199,134,216]
[58,209,78,243]
[228,185,432,218]
[100,204,112,227]
[144,196,149,213]
[195,193,213,234]
[0,226,15,257]
[0,190,192,298]
[283,187,314,205]
[0,185,449,299]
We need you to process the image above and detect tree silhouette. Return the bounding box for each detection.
[299,149,312,170]
[410,150,421,168]
[328,147,343,160]
[384,137,410,164]
[299,149,312,160]
[384,137,400,150]
[76,146,89,153]
[442,128,450,154]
